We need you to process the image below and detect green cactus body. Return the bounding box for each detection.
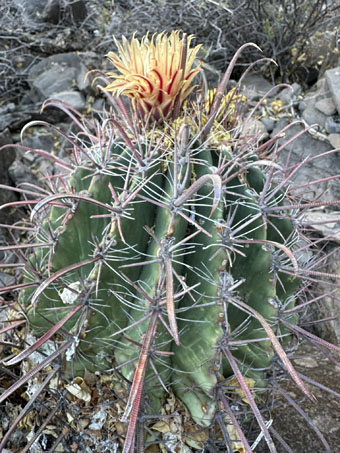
[20,145,160,374]
[172,149,226,426]
[18,127,304,431]
[19,128,304,425]
[115,156,190,412]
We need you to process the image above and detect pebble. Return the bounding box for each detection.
[325,67,340,114]
[260,117,275,133]
[315,98,337,116]
[328,133,340,149]
[302,105,327,128]
[325,116,340,134]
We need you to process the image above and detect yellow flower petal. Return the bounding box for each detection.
[104,31,202,120]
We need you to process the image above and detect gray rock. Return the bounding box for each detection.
[298,100,307,112]
[315,98,337,116]
[316,76,331,98]
[328,133,340,150]
[279,83,301,105]
[241,73,275,101]
[262,342,340,452]
[325,67,340,114]
[0,272,15,289]
[260,117,275,133]
[271,119,340,205]
[69,0,87,23]
[302,104,327,129]
[41,0,60,24]
[36,158,54,179]
[298,77,331,116]
[325,116,340,134]
[28,53,90,103]
[52,91,86,111]
[328,134,340,149]
[92,98,106,113]
[0,230,6,263]
[298,95,317,116]
[302,211,340,242]
[241,118,269,140]
[32,66,77,100]
[8,159,39,192]
[21,133,56,156]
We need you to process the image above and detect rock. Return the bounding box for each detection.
[279,83,301,105]
[298,77,331,117]
[298,100,307,112]
[260,117,275,133]
[69,0,88,23]
[325,116,340,134]
[8,159,39,192]
[328,133,340,149]
[271,119,340,205]
[41,0,60,24]
[52,91,86,111]
[28,53,90,104]
[315,98,337,116]
[302,211,340,242]
[0,104,18,131]
[0,272,15,289]
[241,73,276,101]
[325,67,340,114]
[92,98,105,113]
[302,104,327,129]
[0,230,7,263]
[32,66,77,100]
[241,118,269,140]
[20,133,55,156]
[36,158,54,178]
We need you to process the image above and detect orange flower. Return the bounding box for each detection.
[104,31,202,120]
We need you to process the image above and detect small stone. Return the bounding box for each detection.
[298,101,307,112]
[92,98,105,113]
[260,117,275,132]
[293,357,319,368]
[325,67,340,114]
[279,83,301,105]
[28,53,90,102]
[69,0,87,23]
[328,133,340,149]
[302,211,340,241]
[315,98,337,116]
[33,67,76,100]
[42,0,60,24]
[316,76,331,98]
[302,105,327,128]
[52,91,86,111]
[0,272,14,289]
[325,116,340,134]
[241,118,269,140]
[241,73,276,101]
[8,160,39,191]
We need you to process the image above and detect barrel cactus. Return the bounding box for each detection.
[1,31,337,452]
